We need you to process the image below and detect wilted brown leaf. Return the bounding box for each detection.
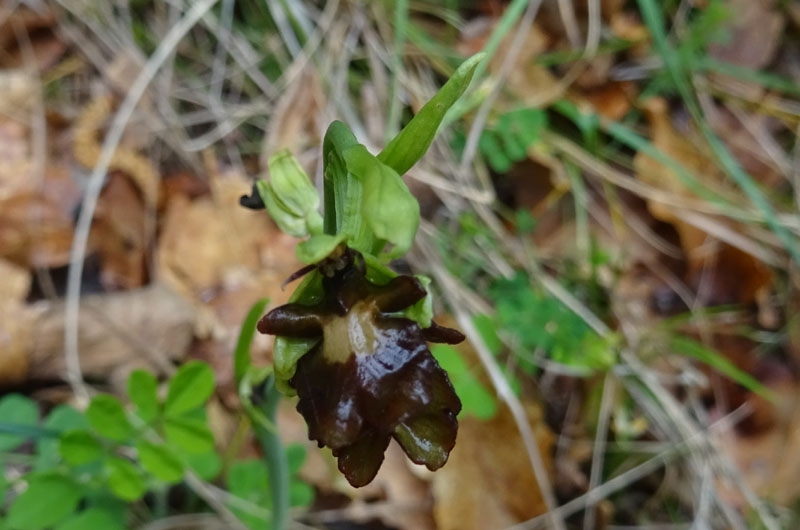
[91,172,149,289]
[432,403,553,530]
[0,259,33,385]
[634,98,772,304]
[29,284,194,386]
[0,117,79,268]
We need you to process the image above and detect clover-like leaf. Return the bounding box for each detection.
[165,361,214,417]
[128,370,159,423]
[59,430,103,466]
[54,508,125,530]
[136,440,184,483]
[105,457,146,501]
[86,395,132,441]
[7,474,83,530]
[163,412,215,454]
[0,394,38,451]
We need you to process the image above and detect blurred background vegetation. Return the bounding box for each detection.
[1,0,800,529]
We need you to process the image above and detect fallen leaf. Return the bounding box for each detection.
[633,97,772,305]
[581,81,637,120]
[91,172,149,289]
[432,402,553,530]
[28,284,195,387]
[0,259,33,385]
[718,380,800,507]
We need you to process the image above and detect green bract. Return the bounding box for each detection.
[378,52,483,175]
[250,54,482,395]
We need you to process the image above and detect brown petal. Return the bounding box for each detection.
[421,321,466,345]
[393,410,458,470]
[370,276,426,313]
[292,344,364,450]
[333,428,391,487]
[257,303,324,337]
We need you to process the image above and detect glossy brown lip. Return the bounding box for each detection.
[258,249,464,487]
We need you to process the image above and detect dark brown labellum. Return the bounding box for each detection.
[258,249,464,487]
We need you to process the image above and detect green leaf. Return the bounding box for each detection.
[36,406,87,470]
[235,297,271,388]
[379,52,484,175]
[344,145,419,259]
[53,508,125,530]
[163,412,215,454]
[497,108,547,159]
[471,314,502,356]
[164,361,215,417]
[0,394,39,451]
[127,370,159,423]
[274,337,320,396]
[273,270,324,395]
[285,443,306,475]
[185,451,221,480]
[136,440,184,483]
[295,233,346,264]
[289,480,314,508]
[86,395,133,441]
[59,430,103,466]
[401,275,433,328]
[105,457,146,501]
[431,345,497,420]
[227,459,271,529]
[7,474,83,530]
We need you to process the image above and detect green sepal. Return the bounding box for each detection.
[378,52,484,175]
[273,270,324,395]
[267,149,321,219]
[295,233,346,264]
[401,275,433,328]
[257,180,308,237]
[258,149,323,238]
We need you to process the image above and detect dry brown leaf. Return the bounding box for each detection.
[0,259,33,385]
[718,380,800,507]
[432,403,553,530]
[157,171,300,300]
[28,283,194,386]
[633,98,772,304]
[581,81,638,121]
[91,172,149,289]
[0,114,79,268]
[457,19,560,109]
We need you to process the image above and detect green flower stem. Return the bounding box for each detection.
[235,298,289,530]
[253,375,289,530]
